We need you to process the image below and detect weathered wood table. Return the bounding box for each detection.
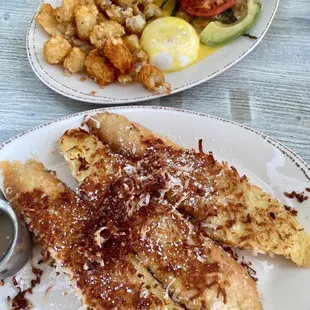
[0,0,309,163]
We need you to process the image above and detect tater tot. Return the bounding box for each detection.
[143,3,162,20]
[75,5,99,40]
[137,64,171,94]
[35,3,57,36]
[125,15,146,35]
[63,47,87,73]
[89,20,125,49]
[43,35,72,64]
[123,34,140,52]
[105,5,133,25]
[55,0,76,23]
[103,40,135,74]
[85,50,117,87]
[96,0,113,11]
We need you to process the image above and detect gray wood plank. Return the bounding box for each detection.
[0,0,309,165]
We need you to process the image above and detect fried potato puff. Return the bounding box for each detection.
[63,47,87,73]
[89,20,125,48]
[55,0,76,23]
[43,35,71,64]
[125,15,146,35]
[143,3,162,20]
[138,64,171,94]
[103,40,135,74]
[105,5,133,25]
[35,3,57,36]
[85,50,117,87]
[96,0,112,11]
[75,4,99,40]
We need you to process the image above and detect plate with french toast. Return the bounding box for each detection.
[0,106,309,310]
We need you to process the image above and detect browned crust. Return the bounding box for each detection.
[85,112,310,267]
[86,111,182,159]
[60,129,263,309]
[0,160,182,310]
[103,40,135,74]
[85,50,117,87]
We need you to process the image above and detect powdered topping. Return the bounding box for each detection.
[3,161,181,310]
[75,148,261,309]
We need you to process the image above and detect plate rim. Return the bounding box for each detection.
[0,105,309,181]
[26,0,280,104]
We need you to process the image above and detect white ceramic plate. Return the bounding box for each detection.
[0,106,309,309]
[27,0,279,104]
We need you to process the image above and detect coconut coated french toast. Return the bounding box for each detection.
[84,112,310,267]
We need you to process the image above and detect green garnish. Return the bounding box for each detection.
[171,0,180,16]
[160,0,169,9]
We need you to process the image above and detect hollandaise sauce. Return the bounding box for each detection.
[141,17,201,72]
[154,0,220,65]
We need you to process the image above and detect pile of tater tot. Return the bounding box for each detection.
[35,0,171,94]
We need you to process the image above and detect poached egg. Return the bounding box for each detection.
[141,17,200,72]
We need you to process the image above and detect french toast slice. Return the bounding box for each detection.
[86,112,310,267]
[85,113,182,159]
[60,129,263,310]
[0,160,182,310]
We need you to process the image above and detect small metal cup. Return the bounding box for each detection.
[0,199,32,280]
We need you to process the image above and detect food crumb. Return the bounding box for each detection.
[305,187,310,192]
[80,77,86,82]
[0,280,4,286]
[243,33,258,40]
[90,91,97,95]
[44,286,53,303]
[284,205,298,216]
[284,191,308,203]
[64,69,72,77]
[240,257,257,282]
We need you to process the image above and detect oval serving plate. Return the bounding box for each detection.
[0,106,309,309]
[26,0,279,104]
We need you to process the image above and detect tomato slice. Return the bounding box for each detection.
[181,0,236,17]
